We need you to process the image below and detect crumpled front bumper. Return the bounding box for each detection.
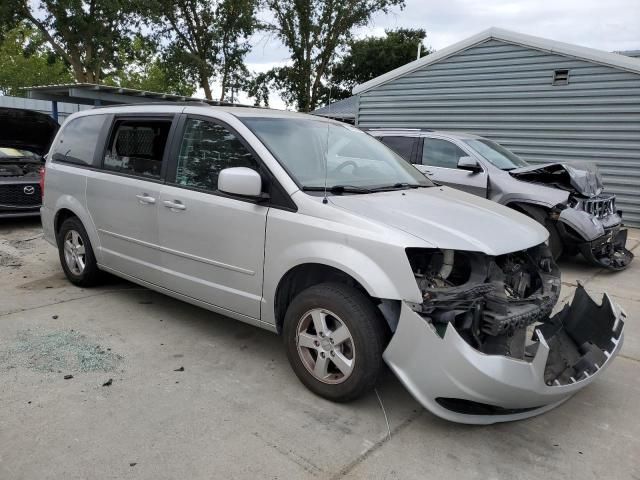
[557,208,633,270]
[383,285,625,424]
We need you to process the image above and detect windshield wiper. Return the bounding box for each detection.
[369,182,426,191]
[302,185,372,194]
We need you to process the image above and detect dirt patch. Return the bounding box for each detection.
[0,329,123,374]
[18,272,69,290]
[8,235,43,250]
[0,251,22,267]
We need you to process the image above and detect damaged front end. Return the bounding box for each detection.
[510,163,633,270]
[383,245,624,424]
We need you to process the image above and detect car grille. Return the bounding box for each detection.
[0,184,41,208]
[583,193,616,218]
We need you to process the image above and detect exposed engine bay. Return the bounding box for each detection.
[0,159,42,178]
[405,245,623,387]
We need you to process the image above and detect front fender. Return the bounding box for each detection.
[261,210,423,326]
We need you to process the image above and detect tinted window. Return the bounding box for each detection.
[103,119,172,179]
[379,136,416,162]
[52,115,106,166]
[175,118,258,192]
[422,138,468,169]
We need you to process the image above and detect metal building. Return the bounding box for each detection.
[353,28,640,226]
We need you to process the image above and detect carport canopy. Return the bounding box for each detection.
[24,83,233,121]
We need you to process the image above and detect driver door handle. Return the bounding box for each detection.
[163,200,186,211]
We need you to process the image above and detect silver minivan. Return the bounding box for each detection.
[41,105,625,424]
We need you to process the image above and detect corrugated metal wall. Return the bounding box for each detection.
[0,95,90,124]
[357,39,640,226]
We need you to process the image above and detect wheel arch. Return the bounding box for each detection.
[273,263,374,334]
[51,196,102,262]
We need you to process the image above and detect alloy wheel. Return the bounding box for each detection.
[63,229,86,275]
[296,308,356,384]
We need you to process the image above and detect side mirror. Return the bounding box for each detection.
[218,167,262,197]
[457,156,482,173]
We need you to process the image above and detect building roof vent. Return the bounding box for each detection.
[552,69,570,86]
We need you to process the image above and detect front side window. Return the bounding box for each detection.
[421,138,468,169]
[52,115,107,166]
[103,119,172,179]
[463,139,529,170]
[241,117,431,190]
[175,118,259,192]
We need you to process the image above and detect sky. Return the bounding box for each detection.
[212,0,640,108]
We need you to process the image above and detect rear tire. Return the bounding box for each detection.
[283,283,387,402]
[57,216,102,287]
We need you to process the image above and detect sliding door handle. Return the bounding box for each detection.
[136,194,156,204]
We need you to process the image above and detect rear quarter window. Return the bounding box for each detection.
[51,115,107,166]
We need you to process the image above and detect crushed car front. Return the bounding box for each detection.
[463,137,633,270]
[507,162,632,270]
[328,186,625,424]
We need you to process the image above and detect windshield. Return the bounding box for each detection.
[463,139,528,170]
[241,117,432,190]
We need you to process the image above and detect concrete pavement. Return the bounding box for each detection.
[1,218,639,480]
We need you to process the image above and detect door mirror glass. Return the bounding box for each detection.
[218,167,262,197]
[457,156,482,173]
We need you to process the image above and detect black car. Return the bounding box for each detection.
[0,107,59,218]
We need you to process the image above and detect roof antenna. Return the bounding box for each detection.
[322,65,334,205]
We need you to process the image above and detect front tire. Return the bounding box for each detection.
[57,217,102,287]
[283,283,387,402]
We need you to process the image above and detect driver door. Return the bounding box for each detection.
[156,115,268,319]
[415,137,488,197]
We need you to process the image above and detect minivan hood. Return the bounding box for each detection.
[329,186,548,256]
[0,107,59,156]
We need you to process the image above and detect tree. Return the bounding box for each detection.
[258,0,405,112]
[331,28,430,98]
[106,36,197,97]
[0,23,72,96]
[1,0,139,83]
[142,0,258,101]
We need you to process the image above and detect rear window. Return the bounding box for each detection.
[103,119,172,179]
[51,115,107,166]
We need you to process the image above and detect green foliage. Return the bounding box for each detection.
[0,23,72,96]
[1,0,140,83]
[141,0,258,100]
[255,0,405,112]
[331,28,431,98]
[105,36,196,96]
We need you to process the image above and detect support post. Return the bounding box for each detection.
[51,100,58,123]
